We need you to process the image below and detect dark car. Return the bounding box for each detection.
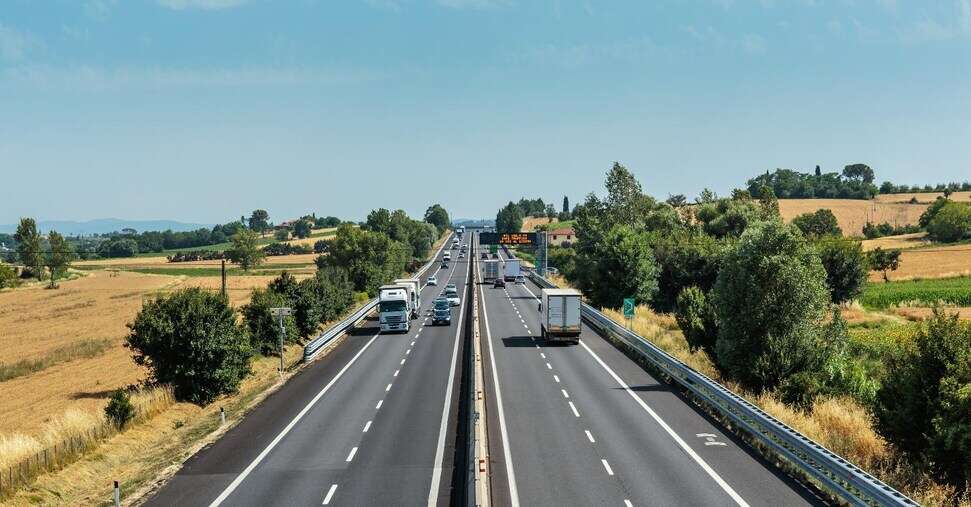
[493,278,506,288]
[441,262,449,269]
[481,253,488,259]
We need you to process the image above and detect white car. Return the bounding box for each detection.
[515,275,525,284]
[427,276,438,286]
[444,287,461,306]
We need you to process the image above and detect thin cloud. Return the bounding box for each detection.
[156,0,249,10]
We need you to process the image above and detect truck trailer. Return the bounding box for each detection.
[503,259,521,281]
[540,288,582,344]
[379,285,411,333]
[483,259,499,281]
[393,278,421,319]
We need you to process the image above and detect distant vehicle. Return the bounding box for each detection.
[444,286,461,306]
[432,298,451,325]
[504,259,521,281]
[441,262,449,270]
[481,252,489,260]
[393,278,421,319]
[445,283,457,292]
[546,267,559,275]
[378,285,411,333]
[427,276,438,286]
[493,278,505,288]
[443,251,451,261]
[540,288,582,344]
[515,275,525,284]
[459,252,465,259]
[483,259,499,281]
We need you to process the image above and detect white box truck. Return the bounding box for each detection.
[393,278,421,319]
[503,259,521,281]
[379,285,411,333]
[540,288,582,343]
[483,259,499,281]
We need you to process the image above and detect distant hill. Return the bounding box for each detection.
[0,218,213,235]
[453,218,494,227]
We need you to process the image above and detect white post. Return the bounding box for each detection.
[113,480,120,506]
[220,406,225,425]
[278,312,285,377]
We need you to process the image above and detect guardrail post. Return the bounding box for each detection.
[220,407,226,425]
[113,480,120,506]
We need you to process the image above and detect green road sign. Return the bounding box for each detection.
[623,298,635,319]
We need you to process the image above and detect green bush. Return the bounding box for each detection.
[105,389,136,429]
[817,239,869,304]
[711,220,831,392]
[874,309,971,489]
[0,262,18,288]
[241,287,299,355]
[651,231,722,312]
[675,286,718,358]
[926,201,971,243]
[575,224,658,309]
[127,288,252,405]
[791,209,842,237]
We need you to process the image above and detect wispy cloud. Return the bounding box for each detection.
[0,65,386,92]
[0,24,33,63]
[156,0,249,10]
[897,1,971,43]
[436,0,512,10]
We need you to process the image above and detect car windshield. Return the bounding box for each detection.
[379,300,406,312]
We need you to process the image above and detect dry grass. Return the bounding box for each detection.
[892,306,971,321]
[870,243,971,282]
[779,199,927,237]
[0,338,113,382]
[521,216,556,231]
[875,191,971,204]
[75,252,320,269]
[595,303,965,505]
[861,232,930,251]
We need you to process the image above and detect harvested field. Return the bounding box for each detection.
[875,191,971,204]
[861,232,929,251]
[522,216,556,231]
[892,306,971,321]
[75,252,320,269]
[778,199,927,237]
[869,243,971,281]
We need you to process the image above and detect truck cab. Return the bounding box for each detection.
[379,285,411,333]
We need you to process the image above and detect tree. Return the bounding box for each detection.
[665,194,687,208]
[226,229,265,271]
[650,230,722,312]
[926,201,971,243]
[313,239,331,254]
[293,219,313,239]
[874,309,971,490]
[867,247,901,282]
[274,228,290,241]
[562,196,570,215]
[316,216,342,228]
[44,230,74,288]
[321,224,409,295]
[248,209,270,235]
[241,287,298,354]
[817,239,868,304]
[97,238,138,258]
[0,262,18,288]
[424,204,450,236]
[919,197,950,228]
[126,288,252,405]
[675,286,718,357]
[791,209,842,237]
[14,218,42,279]
[711,221,831,392]
[365,208,392,235]
[495,202,524,234]
[575,224,659,309]
[843,163,875,184]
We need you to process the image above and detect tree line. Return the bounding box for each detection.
[495,196,574,234]
[747,164,971,201]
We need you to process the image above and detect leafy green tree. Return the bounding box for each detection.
[562,196,570,215]
[791,209,842,237]
[97,238,139,258]
[496,202,524,234]
[547,246,577,280]
[274,228,290,241]
[313,239,331,254]
[293,219,313,239]
[694,198,763,239]
[241,287,299,354]
[44,230,74,288]
[423,204,450,236]
[842,163,875,184]
[105,390,135,429]
[248,209,271,235]
[926,201,971,243]
[14,217,42,279]
[919,197,950,228]
[316,216,342,228]
[711,221,831,392]
[365,208,393,235]
[226,229,265,271]
[867,247,901,282]
[575,224,659,309]
[665,194,687,208]
[322,224,409,295]
[816,239,868,304]
[675,286,718,357]
[874,309,971,489]
[650,230,722,312]
[127,288,252,405]
[313,265,354,322]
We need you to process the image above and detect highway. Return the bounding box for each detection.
[146,235,472,507]
[478,236,825,507]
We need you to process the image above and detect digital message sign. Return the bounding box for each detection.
[478,232,537,245]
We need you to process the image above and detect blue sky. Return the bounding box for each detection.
[2,0,970,225]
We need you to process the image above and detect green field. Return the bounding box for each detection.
[860,276,971,308]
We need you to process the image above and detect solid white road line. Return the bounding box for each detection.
[208,332,382,507]
[578,340,749,507]
[363,421,372,433]
[346,447,358,462]
[585,430,595,443]
[375,400,383,410]
[568,401,581,418]
[322,484,338,505]
[427,248,472,507]
[478,241,520,507]
[561,389,570,399]
[602,459,614,476]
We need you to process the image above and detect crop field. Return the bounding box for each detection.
[860,232,929,251]
[859,276,971,309]
[778,199,927,237]
[874,191,971,204]
[869,243,971,281]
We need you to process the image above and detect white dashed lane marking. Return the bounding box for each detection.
[375,400,383,410]
[585,430,595,443]
[322,484,337,505]
[363,421,372,433]
[568,401,580,417]
[602,459,614,476]
[346,447,358,462]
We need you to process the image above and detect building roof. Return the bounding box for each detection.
[549,228,575,235]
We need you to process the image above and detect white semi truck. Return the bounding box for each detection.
[483,259,499,281]
[503,259,521,281]
[379,285,411,333]
[540,288,582,344]
[393,278,421,319]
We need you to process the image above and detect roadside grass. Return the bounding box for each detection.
[860,276,971,309]
[597,304,964,505]
[0,339,114,383]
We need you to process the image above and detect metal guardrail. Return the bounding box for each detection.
[527,272,917,507]
[303,233,451,362]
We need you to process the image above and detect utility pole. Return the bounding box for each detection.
[271,307,292,378]
[220,260,227,298]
